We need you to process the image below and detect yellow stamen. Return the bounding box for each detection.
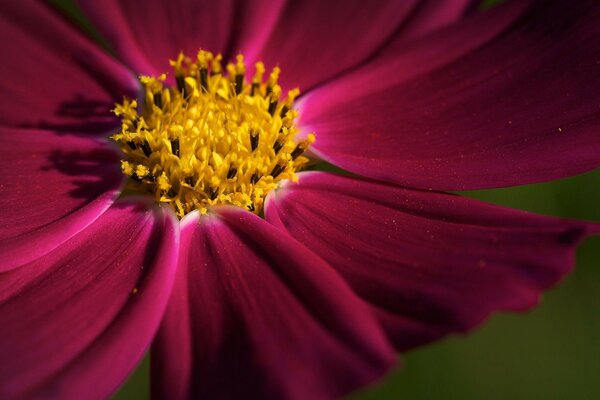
[112,50,315,219]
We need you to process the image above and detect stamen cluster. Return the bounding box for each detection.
[112,50,315,218]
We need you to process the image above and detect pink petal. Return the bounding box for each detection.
[0,201,179,399]
[0,0,137,132]
[216,0,286,65]
[254,0,420,91]
[299,0,600,190]
[152,207,395,400]
[395,0,476,41]
[77,0,242,76]
[265,172,598,350]
[0,128,123,272]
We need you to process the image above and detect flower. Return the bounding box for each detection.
[0,0,599,399]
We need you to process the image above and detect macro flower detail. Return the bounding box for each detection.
[0,0,599,399]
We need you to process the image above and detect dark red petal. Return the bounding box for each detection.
[0,0,137,132]
[152,208,395,400]
[77,0,241,76]
[265,172,598,350]
[394,0,476,41]
[299,0,600,190]
[254,0,420,92]
[0,201,179,399]
[0,128,123,272]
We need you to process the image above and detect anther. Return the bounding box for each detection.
[153,92,163,109]
[227,166,237,180]
[280,105,289,118]
[170,138,180,157]
[126,141,137,150]
[290,144,305,160]
[199,68,209,91]
[185,176,195,186]
[268,85,282,116]
[140,140,152,157]
[250,172,261,184]
[234,74,244,95]
[175,75,186,95]
[233,54,245,96]
[206,187,218,200]
[131,173,142,182]
[252,62,265,97]
[273,140,284,154]
[270,163,286,179]
[268,99,278,116]
[250,130,259,151]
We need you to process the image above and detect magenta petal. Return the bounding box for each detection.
[152,208,395,400]
[0,201,179,399]
[265,172,598,350]
[77,0,239,76]
[255,0,419,92]
[0,0,137,132]
[396,0,476,40]
[300,1,600,190]
[0,128,124,272]
[222,0,286,64]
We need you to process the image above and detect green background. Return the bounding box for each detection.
[50,0,600,398]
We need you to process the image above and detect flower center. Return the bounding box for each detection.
[112,50,315,218]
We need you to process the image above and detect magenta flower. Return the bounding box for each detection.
[1,0,599,399]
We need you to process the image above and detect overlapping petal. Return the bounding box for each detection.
[299,0,600,190]
[76,0,284,77]
[78,0,422,93]
[253,0,419,92]
[0,128,123,272]
[0,0,137,132]
[265,172,598,350]
[0,201,179,399]
[152,208,395,400]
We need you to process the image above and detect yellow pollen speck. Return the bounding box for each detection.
[112,50,315,218]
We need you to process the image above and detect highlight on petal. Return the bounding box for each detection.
[0,127,123,272]
[254,0,420,91]
[76,0,239,76]
[152,207,395,400]
[0,0,137,132]
[299,0,600,190]
[0,200,179,400]
[265,172,598,350]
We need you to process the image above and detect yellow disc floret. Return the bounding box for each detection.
[112,50,315,218]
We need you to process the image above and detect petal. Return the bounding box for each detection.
[0,201,179,399]
[254,0,420,91]
[0,127,123,272]
[299,0,600,190]
[214,0,286,65]
[395,0,477,41]
[0,0,137,132]
[265,172,598,350]
[77,0,238,76]
[152,208,395,400]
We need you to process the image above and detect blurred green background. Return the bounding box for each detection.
[50,0,600,398]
